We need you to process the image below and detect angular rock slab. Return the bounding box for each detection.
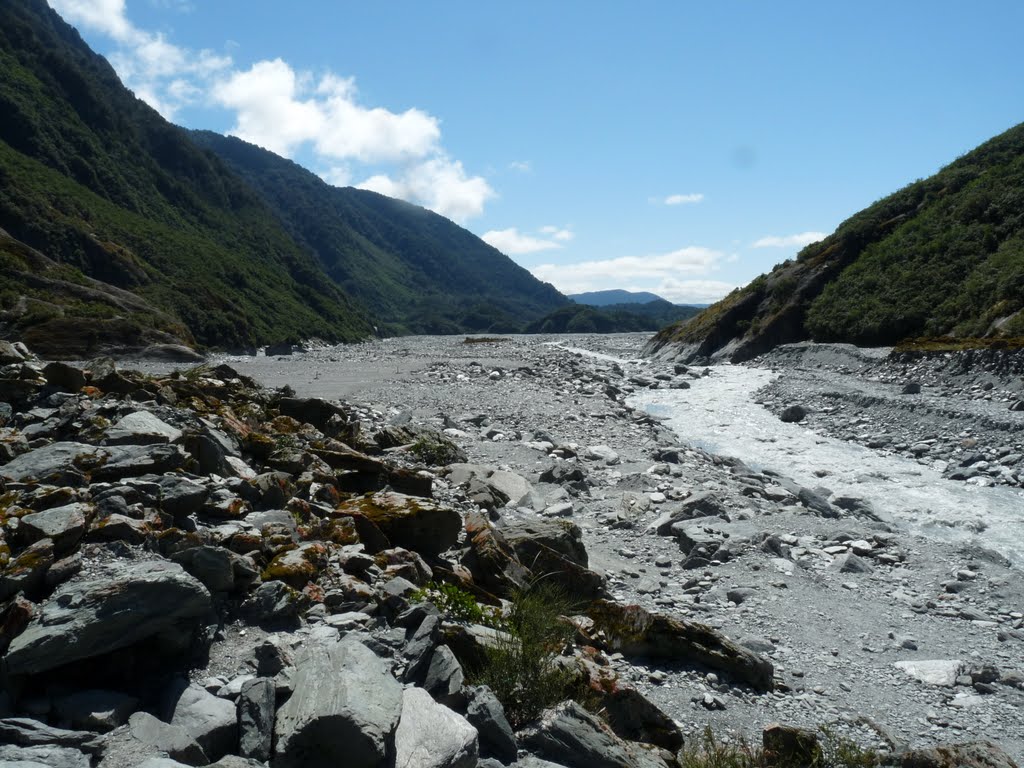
[5,560,211,675]
[394,686,478,768]
[273,635,402,768]
[587,600,774,692]
[338,491,461,558]
[893,659,965,687]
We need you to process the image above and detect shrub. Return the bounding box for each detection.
[411,581,497,626]
[409,436,463,466]
[679,726,881,768]
[471,580,581,729]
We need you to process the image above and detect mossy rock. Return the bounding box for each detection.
[262,542,330,589]
[335,491,460,558]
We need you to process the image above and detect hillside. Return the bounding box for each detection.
[525,299,701,334]
[647,122,1024,362]
[569,289,667,306]
[0,0,371,354]
[190,132,570,335]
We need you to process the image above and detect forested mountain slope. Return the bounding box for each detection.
[648,122,1024,362]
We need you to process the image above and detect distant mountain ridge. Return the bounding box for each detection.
[190,132,569,335]
[569,289,667,306]
[648,122,1024,362]
[0,0,370,354]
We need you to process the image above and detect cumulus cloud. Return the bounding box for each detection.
[540,226,574,242]
[47,1,495,220]
[752,231,827,248]
[358,157,494,223]
[509,160,531,173]
[50,0,230,119]
[654,278,737,304]
[482,227,567,255]
[530,246,728,300]
[662,193,704,206]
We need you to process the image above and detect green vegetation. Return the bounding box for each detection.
[0,1,371,350]
[411,581,500,625]
[189,131,570,335]
[525,300,700,334]
[654,122,1024,358]
[408,436,465,466]
[679,727,880,768]
[471,581,581,729]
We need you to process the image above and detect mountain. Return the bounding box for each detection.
[189,132,570,336]
[524,299,701,334]
[569,289,667,306]
[647,122,1024,362]
[0,0,371,355]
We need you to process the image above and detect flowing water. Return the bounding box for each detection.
[627,364,1024,566]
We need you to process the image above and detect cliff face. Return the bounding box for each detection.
[648,122,1024,362]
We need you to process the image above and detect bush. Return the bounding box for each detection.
[411,581,497,626]
[409,436,463,466]
[471,581,581,729]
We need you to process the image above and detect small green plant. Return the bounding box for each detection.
[411,581,496,625]
[678,726,881,768]
[471,580,581,729]
[408,436,463,466]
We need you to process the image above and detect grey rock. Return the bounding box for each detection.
[465,686,517,764]
[5,559,211,675]
[520,702,666,768]
[53,689,138,733]
[500,517,589,567]
[0,717,99,750]
[0,441,101,484]
[157,475,209,518]
[19,503,89,555]
[779,404,807,423]
[831,552,874,574]
[894,659,965,687]
[423,644,465,705]
[237,677,275,762]
[899,741,1018,768]
[241,581,306,626]
[0,744,91,768]
[273,635,403,768]
[127,711,208,766]
[393,686,478,768]
[602,687,683,752]
[166,681,237,761]
[106,411,183,446]
[42,361,87,392]
[171,546,239,593]
[402,613,442,684]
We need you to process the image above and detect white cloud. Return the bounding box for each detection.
[47,1,495,220]
[654,278,737,304]
[752,231,827,248]
[50,0,230,119]
[509,160,531,173]
[482,228,564,255]
[663,193,704,206]
[358,156,494,223]
[540,225,574,242]
[530,246,727,298]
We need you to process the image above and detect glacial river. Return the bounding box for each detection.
[627,364,1024,567]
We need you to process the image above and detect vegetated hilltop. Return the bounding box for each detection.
[568,289,668,306]
[190,132,571,336]
[0,0,371,355]
[525,299,702,334]
[647,122,1024,362]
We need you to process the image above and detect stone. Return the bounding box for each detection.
[901,382,922,395]
[402,613,442,684]
[500,517,589,567]
[584,445,620,465]
[157,475,209,518]
[423,644,465,705]
[106,411,183,445]
[19,502,89,555]
[831,552,874,574]
[237,677,275,762]
[899,741,1019,768]
[171,545,242,593]
[0,717,100,750]
[586,600,773,691]
[393,686,478,768]
[465,686,517,764]
[0,442,103,484]
[763,723,821,766]
[779,405,807,423]
[0,744,91,768]
[42,361,87,392]
[5,560,211,676]
[241,581,307,626]
[894,659,965,687]
[337,491,461,557]
[165,681,238,761]
[53,689,138,733]
[127,711,208,766]
[520,702,665,768]
[273,635,403,768]
[601,686,683,752]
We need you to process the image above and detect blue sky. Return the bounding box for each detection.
[49,1,1024,304]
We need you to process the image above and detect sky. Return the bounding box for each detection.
[48,1,1024,305]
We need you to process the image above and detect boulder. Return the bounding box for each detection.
[165,681,237,761]
[338,491,460,558]
[601,687,683,752]
[519,702,668,768]
[53,689,138,733]
[0,744,91,768]
[42,361,87,392]
[894,660,965,687]
[106,411,183,445]
[899,741,1019,768]
[0,442,103,485]
[500,518,589,567]
[779,405,807,423]
[124,711,208,766]
[461,512,531,597]
[237,677,275,762]
[273,635,403,768]
[762,723,821,767]
[586,600,773,692]
[5,560,211,676]
[19,503,89,555]
[465,686,517,764]
[423,644,465,705]
[393,686,478,768]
